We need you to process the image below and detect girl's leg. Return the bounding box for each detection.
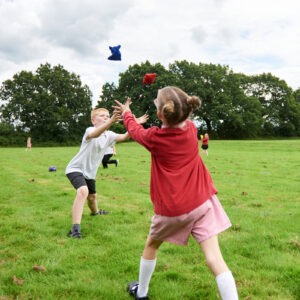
[142,235,163,260]
[200,235,238,299]
[137,236,163,298]
[200,235,228,275]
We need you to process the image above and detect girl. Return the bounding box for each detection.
[114,86,238,300]
[26,137,32,151]
[201,133,209,156]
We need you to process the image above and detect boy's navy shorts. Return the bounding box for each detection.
[66,172,96,194]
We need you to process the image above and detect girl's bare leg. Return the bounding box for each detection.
[200,235,238,299]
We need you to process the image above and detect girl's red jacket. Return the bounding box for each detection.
[123,111,217,217]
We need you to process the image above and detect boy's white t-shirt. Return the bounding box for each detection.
[65,127,118,179]
[104,145,114,155]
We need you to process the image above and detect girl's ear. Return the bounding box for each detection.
[157,111,163,121]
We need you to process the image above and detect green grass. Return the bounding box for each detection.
[0,140,299,299]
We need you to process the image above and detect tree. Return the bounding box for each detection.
[169,61,237,134]
[169,61,262,138]
[294,88,300,103]
[0,122,26,146]
[218,95,262,138]
[241,73,300,136]
[0,63,92,143]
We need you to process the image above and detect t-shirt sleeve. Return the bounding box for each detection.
[123,111,154,151]
[106,131,118,147]
[82,127,94,144]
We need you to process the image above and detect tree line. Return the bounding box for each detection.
[98,60,300,139]
[0,61,299,146]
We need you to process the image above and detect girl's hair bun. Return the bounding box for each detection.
[162,100,175,119]
[186,96,201,111]
[158,86,201,125]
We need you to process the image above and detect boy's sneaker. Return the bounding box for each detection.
[90,209,109,216]
[67,229,82,239]
[127,281,148,299]
[115,159,119,167]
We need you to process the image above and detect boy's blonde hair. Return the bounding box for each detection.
[91,108,109,119]
[158,86,201,125]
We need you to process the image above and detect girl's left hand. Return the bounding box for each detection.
[113,97,131,114]
[135,114,149,125]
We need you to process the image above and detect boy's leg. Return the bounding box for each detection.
[105,154,118,166]
[107,159,118,167]
[72,186,89,224]
[86,179,109,215]
[135,236,163,298]
[68,185,88,238]
[102,154,110,168]
[87,193,98,214]
[200,235,238,300]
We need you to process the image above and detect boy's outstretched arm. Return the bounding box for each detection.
[86,111,121,140]
[115,132,130,142]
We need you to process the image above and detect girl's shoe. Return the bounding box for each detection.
[127,281,148,300]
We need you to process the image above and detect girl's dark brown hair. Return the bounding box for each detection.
[157,86,201,125]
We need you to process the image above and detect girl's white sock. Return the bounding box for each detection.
[216,270,239,300]
[137,257,157,298]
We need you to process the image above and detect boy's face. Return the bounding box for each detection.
[91,111,110,127]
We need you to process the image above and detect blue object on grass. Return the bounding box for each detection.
[108,45,121,61]
[49,166,56,172]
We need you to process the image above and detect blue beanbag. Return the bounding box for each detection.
[49,166,56,172]
[108,45,121,61]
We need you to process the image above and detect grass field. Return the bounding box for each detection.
[0,140,299,300]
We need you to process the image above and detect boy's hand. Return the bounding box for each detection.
[110,110,122,123]
[113,97,131,114]
[135,114,149,125]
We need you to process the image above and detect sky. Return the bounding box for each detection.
[0,0,300,107]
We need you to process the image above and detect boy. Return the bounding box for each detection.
[65,108,147,238]
[102,145,118,168]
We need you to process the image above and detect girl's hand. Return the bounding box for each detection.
[113,97,131,114]
[135,114,149,125]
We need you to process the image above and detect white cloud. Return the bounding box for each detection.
[0,0,300,108]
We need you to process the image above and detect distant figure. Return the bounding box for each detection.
[114,86,238,300]
[102,145,119,168]
[26,137,32,151]
[201,133,209,156]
